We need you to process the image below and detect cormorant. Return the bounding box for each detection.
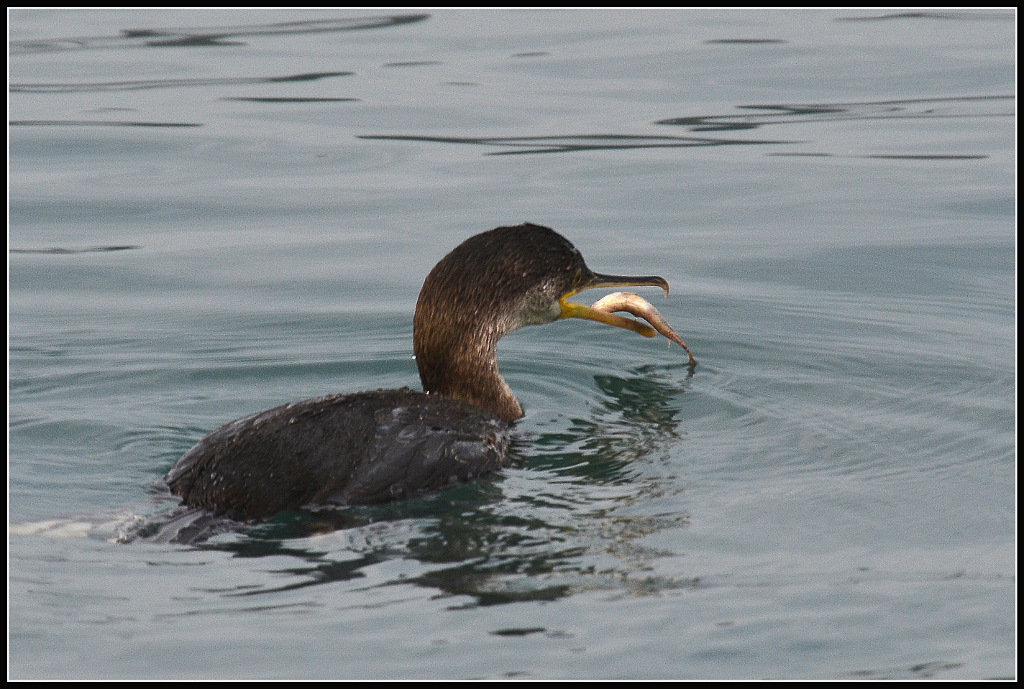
[166,223,693,518]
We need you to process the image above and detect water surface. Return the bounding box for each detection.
[9,9,1015,679]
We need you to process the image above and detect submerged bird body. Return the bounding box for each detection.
[167,389,509,517]
[167,223,687,519]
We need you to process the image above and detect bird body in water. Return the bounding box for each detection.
[167,223,693,519]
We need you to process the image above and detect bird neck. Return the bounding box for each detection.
[413,326,523,423]
[413,309,523,423]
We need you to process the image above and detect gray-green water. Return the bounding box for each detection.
[9,9,1015,679]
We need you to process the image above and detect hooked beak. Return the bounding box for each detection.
[558,271,669,338]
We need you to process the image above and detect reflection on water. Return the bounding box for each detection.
[221,97,359,103]
[655,95,1014,133]
[9,119,201,127]
[532,366,688,481]
[10,244,141,254]
[10,13,429,53]
[363,95,1012,157]
[11,71,353,93]
[835,10,1014,22]
[704,38,787,44]
[360,133,795,155]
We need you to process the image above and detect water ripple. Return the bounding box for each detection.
[10,14,430,54]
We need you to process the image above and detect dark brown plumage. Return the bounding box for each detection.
[167,223,671,519]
